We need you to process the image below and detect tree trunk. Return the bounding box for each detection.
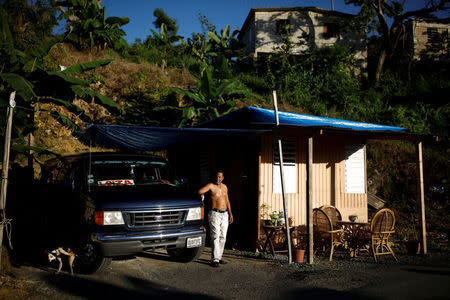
[375,48,387,83]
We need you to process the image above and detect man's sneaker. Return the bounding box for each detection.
[211,261,220,267]
[219,260,227,265]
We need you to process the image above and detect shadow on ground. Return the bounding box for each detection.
[280,287,376,300]
[43,273,217,300]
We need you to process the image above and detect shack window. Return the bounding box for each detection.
[324,23,340,39]
[344,144,365,194]
[276,19,290,35]
[273,138,296,194]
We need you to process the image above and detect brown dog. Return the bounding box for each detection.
[47,247,76,275]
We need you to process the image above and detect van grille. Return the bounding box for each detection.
[127,210,186,228]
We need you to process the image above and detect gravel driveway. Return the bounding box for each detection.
[1,248,449,300]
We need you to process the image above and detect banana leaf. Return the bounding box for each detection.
[12,144,60,157]
[207,31,221,44]
[182,106,196,119]
[71,85,121,112]
[38,97,86,117]
[171,87,205,104]
[46,71,89,86]
[0,73,36,101]
[0,4,16,64]
[200,67,216,100]
[106,16,130,26]
[61,59,113,74]
[45,109,80,130]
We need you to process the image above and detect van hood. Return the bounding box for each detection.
[91,185,201,211]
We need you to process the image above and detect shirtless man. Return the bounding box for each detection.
[198,171,233,267]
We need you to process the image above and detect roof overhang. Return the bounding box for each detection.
[267,124,437,142]
[82,125,270,151]
[197,106,437,142]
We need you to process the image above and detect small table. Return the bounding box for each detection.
[262,225,295,255]
[337,221,370,257]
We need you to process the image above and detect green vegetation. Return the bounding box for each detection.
[0,2,121,160]
[58,0,129,51]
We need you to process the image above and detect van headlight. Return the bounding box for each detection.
[95,211,124,225]
[186,207,204,221]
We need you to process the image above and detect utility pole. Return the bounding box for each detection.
[332,0,335,11]
[0,92,15,270]
[273,91,293,264]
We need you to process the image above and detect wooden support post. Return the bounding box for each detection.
[257,150,262,240]
[273,91,292,264]
[416,141,427,254]
[307,136,314,264]
[0,92,15,270]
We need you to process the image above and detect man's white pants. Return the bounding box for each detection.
[208,210,229,262]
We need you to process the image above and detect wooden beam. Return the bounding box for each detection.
[257,148,262,241]
[0,92,15,270]
[307,136,314,264]
[416,141,427,254]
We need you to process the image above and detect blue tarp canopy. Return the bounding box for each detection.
[199,106,408,132]
[82,106,412,151]
[83,124,269,151]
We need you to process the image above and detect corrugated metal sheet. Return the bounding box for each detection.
[259,133,368,227]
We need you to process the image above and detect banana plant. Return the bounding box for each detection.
[157,55,251,127]
[206,25,242,61]
[0,3,121,158]
[149,23,182,47]
[57,0,129,51]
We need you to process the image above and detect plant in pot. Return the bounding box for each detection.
[288,217,294,227]
[401,216,421,255]
[260,204,272,226]
[270,211,280,226]
[294,243,305,263]
[403,232,421,255]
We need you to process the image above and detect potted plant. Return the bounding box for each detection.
[402,218,421,255]
[294,244,305,263]
[270,211,279,226]
[288,217,294,227]
[260,204,272,226]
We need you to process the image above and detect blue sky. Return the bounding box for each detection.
[84,0,448,44]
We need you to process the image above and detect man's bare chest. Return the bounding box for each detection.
[210,185,226,197]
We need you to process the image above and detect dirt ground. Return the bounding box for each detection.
[1,247,450,300]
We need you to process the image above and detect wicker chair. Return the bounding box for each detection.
[313,208,344,261]
[319,205,342,227]
[370,208,398,262]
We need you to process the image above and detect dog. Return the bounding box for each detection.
[47,247,76,276]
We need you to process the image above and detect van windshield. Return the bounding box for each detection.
[90,160,172,186]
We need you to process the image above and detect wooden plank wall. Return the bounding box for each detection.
[259,131,368,227]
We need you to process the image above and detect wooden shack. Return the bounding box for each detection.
[84,106,431,255]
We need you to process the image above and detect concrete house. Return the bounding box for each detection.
[409,18,449,60]
[238,7,366,64]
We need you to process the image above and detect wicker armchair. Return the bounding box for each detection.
[370,208,398,262]
[319,205,342,227]
[313,208,344,261]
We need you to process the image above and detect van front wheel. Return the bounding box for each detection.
[76,243,112,274]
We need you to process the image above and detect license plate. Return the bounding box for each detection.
[186,236,202,248]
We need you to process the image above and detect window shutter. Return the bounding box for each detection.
[273,139,296,194]
[345,144,365,194]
